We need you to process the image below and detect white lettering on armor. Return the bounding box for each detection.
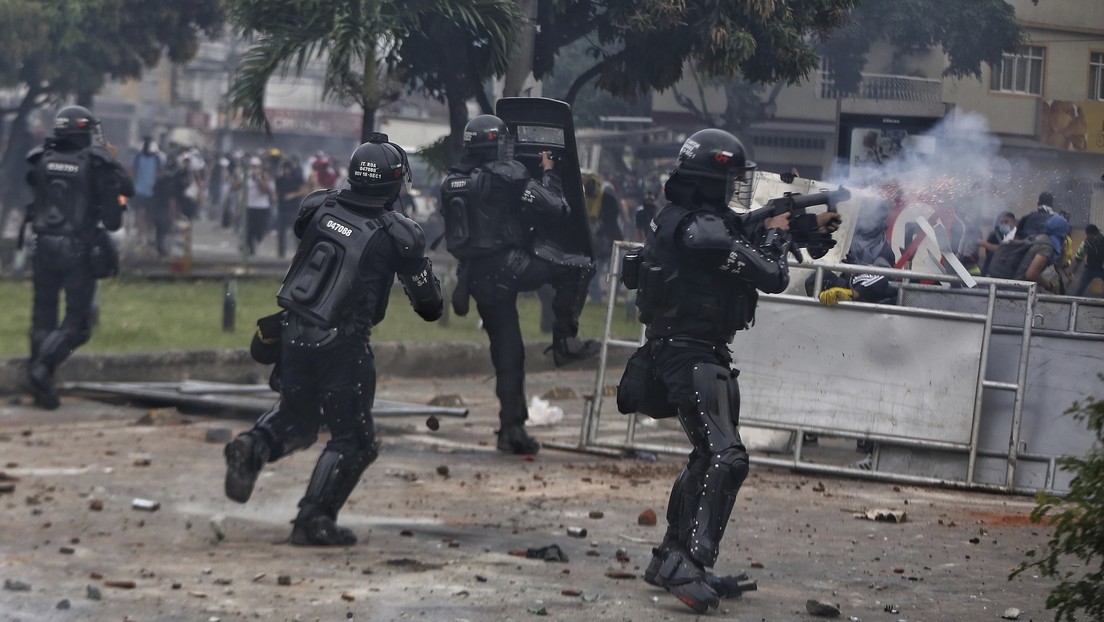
[450,179,468,189]
[723,251,745,274]
[325,220,353,237]
[521,189,535,203]
[46,162,79,174]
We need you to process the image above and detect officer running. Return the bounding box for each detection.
[439,114,599,455]
[223,134,443,546]
[618,129,838,613]
[23,106,133,409]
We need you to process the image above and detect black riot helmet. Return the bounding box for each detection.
[667,129,756,211]
[53,105,103,148]
[347,132,411,200]
[463,114,508,159]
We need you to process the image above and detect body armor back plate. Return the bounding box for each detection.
[440,163,527,259]
[277,197,382,329]
[32,148,94,236]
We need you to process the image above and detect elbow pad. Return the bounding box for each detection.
[521,180,568,220]
[383,211,427,258]
[719,234,791,294]
[400,258,444,321]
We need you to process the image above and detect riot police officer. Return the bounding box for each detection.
[223,135,443,546]
[440,114,598,455]
[23,106,133,409]
[618,129,799,613]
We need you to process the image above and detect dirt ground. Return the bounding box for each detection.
[0,368,1058,622]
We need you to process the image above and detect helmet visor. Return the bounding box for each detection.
[726,161,757,213]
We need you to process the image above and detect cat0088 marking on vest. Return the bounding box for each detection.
[325,219,354,237]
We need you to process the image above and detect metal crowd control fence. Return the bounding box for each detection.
[548,240,1104,495]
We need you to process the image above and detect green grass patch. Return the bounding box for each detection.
[0,278,643,356]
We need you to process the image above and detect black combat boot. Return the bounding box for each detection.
[224,433,270,503]
[549,336,600,367]
[497,425,541,455]
[289,514,357,546]
[23,362,60,410]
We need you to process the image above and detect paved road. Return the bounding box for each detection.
[1,369,1057,621]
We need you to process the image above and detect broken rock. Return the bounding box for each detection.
[806,598,841,617]
[638,509,657,526]
[1001,608,1021,620]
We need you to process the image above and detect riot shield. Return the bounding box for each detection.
[495,97,594,260]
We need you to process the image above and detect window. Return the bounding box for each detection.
[990,46,1045,95]
[1091,52,1104,101]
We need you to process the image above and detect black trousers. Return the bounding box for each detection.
[29,238,97,373]
[467,248,591,428]
[276,335,378,462]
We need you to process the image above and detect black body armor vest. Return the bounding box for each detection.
[277,194,382,329]
[636,204,757,343]
[32,147,94,237]
[440,160,529,259]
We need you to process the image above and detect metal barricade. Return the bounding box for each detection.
[552,240,1104,494]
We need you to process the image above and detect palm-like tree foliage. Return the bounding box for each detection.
[226,0,522,142]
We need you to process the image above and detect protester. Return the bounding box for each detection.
[1071,224,1104,297]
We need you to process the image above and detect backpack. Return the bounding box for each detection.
[987,239,1033,279]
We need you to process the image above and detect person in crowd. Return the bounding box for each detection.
[244,156,274,255]
[274,158,308,258]
[1071,224,1104,297]
[129,136,163,248]
[439,114,599,455]
[223,135,443,545]
[22,106,133,409]
[617,128,838,613]
[1016,191,1055,240]
[978,210,1017,276]
[584,174,623,302]
[634,190,660,243]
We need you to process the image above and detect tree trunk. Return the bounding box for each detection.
[502,0,537,97]
[443,88,469,166]
[359,40,380,142]
[0,89,43,234]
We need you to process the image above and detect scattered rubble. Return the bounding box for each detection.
[854,508,907,523]
[131,498,160,512]
[1002,607,1022,620]
[637,509,657,526]
[3,579,31,592]
[806,598,841,617]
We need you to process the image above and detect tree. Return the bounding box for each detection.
[820,0,1034,94]
[225,0,521,144]
[669,0,1033,143]
[0,0,222,232]
[1011,377,1104,621]
[529,0,855,106]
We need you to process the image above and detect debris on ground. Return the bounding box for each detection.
[525,544,569,562]
[854,508,907,523]
[604,569,635,579]
[133,408,187,426]
[425,415,440,431]
[806,598,842,617]
[540,387,577,400]
[637,508,657,525]
[527,396,563,426]
[428,395,464,408]
[1001,607,1021,620]
[131,498,160,512]
[3,579,31,592]
[566,527,587,538]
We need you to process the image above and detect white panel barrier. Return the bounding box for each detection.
[550,241,1104,495]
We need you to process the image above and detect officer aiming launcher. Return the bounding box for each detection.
[740,186,849,260]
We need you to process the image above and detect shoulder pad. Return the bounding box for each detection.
[87,145,115,163]
[26,146,44,163]
[302,188,336,210]
[482,160,530,184]
[680,211,733,251]
[382,211,427,258]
